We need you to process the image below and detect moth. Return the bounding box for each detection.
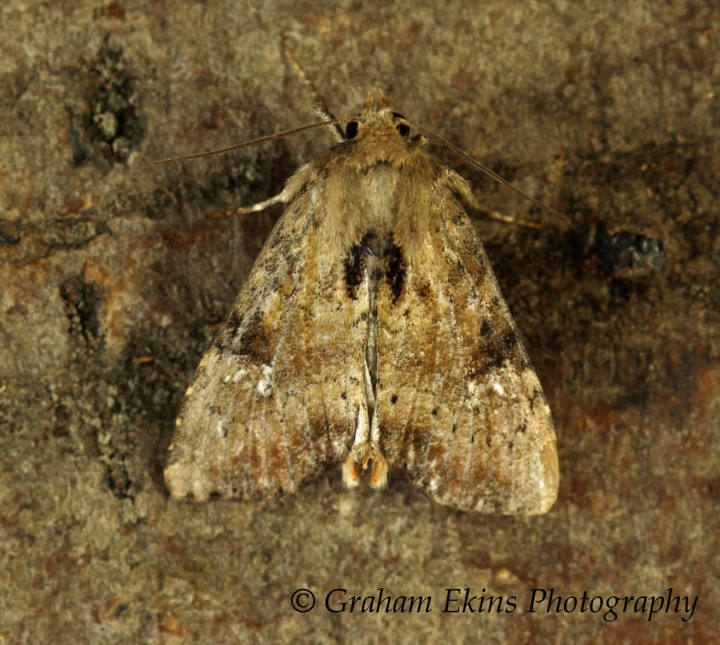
[163,90,559,514]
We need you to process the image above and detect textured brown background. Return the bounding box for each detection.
[1,0,718,642]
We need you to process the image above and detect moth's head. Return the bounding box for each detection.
[343,90,425,146]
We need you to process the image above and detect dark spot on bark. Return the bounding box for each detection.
[431,408,438,416]
[390,394,398,404]
[341,391,347,400]
[73,35,145,166]
[0,222,21,246]
[451,423,457,433]
[516,423,527,434]
[594,222,666,278]
[60,275,103,342]
[102,458,132,501]
[507,441,514,451]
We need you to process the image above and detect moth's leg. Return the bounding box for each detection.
[445,168,554,231]
[485,207,573,231]
[209,163,316,219]
[207,192,288,219]
[485,209,544,230]
[281,36,346,142]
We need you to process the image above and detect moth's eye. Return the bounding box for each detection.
[396,123,410,137]
[345,121,359,140]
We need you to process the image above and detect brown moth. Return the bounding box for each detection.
[164,92,559,514]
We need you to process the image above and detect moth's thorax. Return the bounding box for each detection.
[319,113,438,256]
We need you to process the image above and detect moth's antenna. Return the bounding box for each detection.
[153,119,343,165]
[281,36,346,142]
[411,123,568,223]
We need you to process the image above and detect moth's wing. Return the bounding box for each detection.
[377,189,558,515]
[165,188,368,501]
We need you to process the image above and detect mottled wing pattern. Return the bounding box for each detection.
[377,188,558,514]
[165,187,369,501]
